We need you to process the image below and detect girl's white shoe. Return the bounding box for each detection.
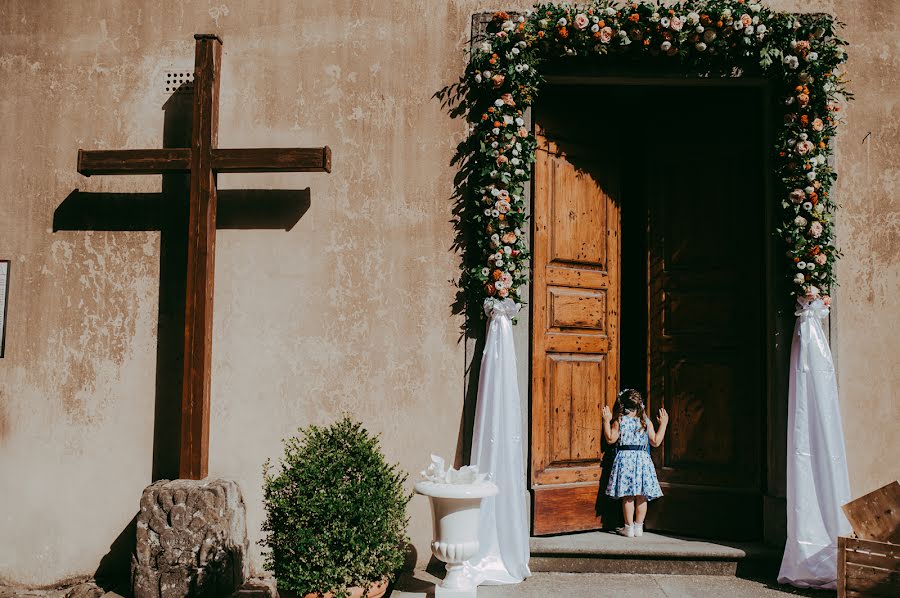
[617,524,635,538]
[633,522,644,537]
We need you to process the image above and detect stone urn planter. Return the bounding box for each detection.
[416,456,499,598]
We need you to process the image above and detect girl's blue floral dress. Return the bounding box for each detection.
[606,415,663,500]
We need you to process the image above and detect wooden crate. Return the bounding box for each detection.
[838,535,900,597]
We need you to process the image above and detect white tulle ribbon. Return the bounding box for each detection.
[778,297,852,589]
[463,298,531,586]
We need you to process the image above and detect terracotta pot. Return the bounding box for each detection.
[282,578,388,598]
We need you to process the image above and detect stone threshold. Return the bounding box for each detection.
[530,531,782,576]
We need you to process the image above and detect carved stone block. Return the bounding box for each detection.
[132,479,249,598]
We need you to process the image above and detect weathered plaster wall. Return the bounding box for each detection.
[0,0,897,586]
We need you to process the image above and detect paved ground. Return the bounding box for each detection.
[0,572,834,597]
[392,571,834,598]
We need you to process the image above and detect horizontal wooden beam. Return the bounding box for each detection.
[78,148,192,176]
[211,147,331,173]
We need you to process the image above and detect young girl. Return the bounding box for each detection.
[601,389,669,538]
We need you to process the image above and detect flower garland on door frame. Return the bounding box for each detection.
[460,1,850,319]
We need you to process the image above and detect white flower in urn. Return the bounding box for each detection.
[420,454,486,485]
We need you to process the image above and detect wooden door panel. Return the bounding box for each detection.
[531,114,619,535]
[646,133,764,540]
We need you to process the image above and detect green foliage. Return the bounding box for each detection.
[260,416,411,597]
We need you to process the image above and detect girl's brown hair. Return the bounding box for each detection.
[614,389,647,431]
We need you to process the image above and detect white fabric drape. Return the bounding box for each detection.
[778,298,852,589]
[464,298,532,585]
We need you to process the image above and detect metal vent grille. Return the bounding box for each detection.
[164,70,195,94]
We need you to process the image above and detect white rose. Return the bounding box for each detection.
[695,42,707,52]
[704,30,717,42]
[538,19,549,29]
[502,20,515,32]
[723,8,732,17]
[483,70,492,78]
[688,12,700,24]
[807,52,818,61]
[661,41,672,52]
[756,24,767,34]
[503,115,514,125]
[606,7,616,16]
[734,21,744,31]
[503,246,512,255]
[511,158,520,165]
[514,168,524,175]
[750,3,762,13]
[794,273,806,284]
[783,55,799,70]
[807,171,817,181]
[490,233,500,243]
[474,74,482,83]
[794,216,808,227]
[744,27,753,36]
[511,47,520,55]
[696,25,704,33]
[495,258,504,267]
[804,186,815,195]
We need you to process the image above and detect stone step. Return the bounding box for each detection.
[530,531,782,576]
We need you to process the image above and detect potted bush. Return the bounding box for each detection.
[261,416,411,598]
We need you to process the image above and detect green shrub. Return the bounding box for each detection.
[261,416,411,597]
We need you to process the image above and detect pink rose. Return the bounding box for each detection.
[491,74,505,89]
[496,155,509,166]
[809,221,823,238]
[670,16,684,31]
[498,287,509,298]
[789,189,806,204]
[496,199,511,213]
[574,14,589,30]
[600,26,614,43]
[796,140,814,155]
[815,254,827,265]
[517,127,528,138]
[500,93,515,107]
[822,295,832,306]
[812,118,824,131]
[741,14,753,27]
[797,93,810,107]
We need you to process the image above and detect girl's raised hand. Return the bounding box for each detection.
[601,405,612,423]
[658,407,669,426]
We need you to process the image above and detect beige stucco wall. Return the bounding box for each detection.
[0,0,897,586]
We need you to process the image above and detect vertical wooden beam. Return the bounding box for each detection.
[180,34,222,480]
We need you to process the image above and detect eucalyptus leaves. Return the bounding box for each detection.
[461,1,849,314]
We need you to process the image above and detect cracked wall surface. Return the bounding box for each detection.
[0,0,897,585]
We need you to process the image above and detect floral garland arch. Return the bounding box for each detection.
[460,1,850,319]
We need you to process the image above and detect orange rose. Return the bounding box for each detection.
[557,26,569,39]
[491,74,505,89]
[629,13,640,22]
[492,269,502,281]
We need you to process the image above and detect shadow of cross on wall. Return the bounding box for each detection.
[54,33,331,482]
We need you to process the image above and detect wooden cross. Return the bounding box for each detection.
[77,34,331,480]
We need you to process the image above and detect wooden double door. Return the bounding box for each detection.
[530,85,765,540]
